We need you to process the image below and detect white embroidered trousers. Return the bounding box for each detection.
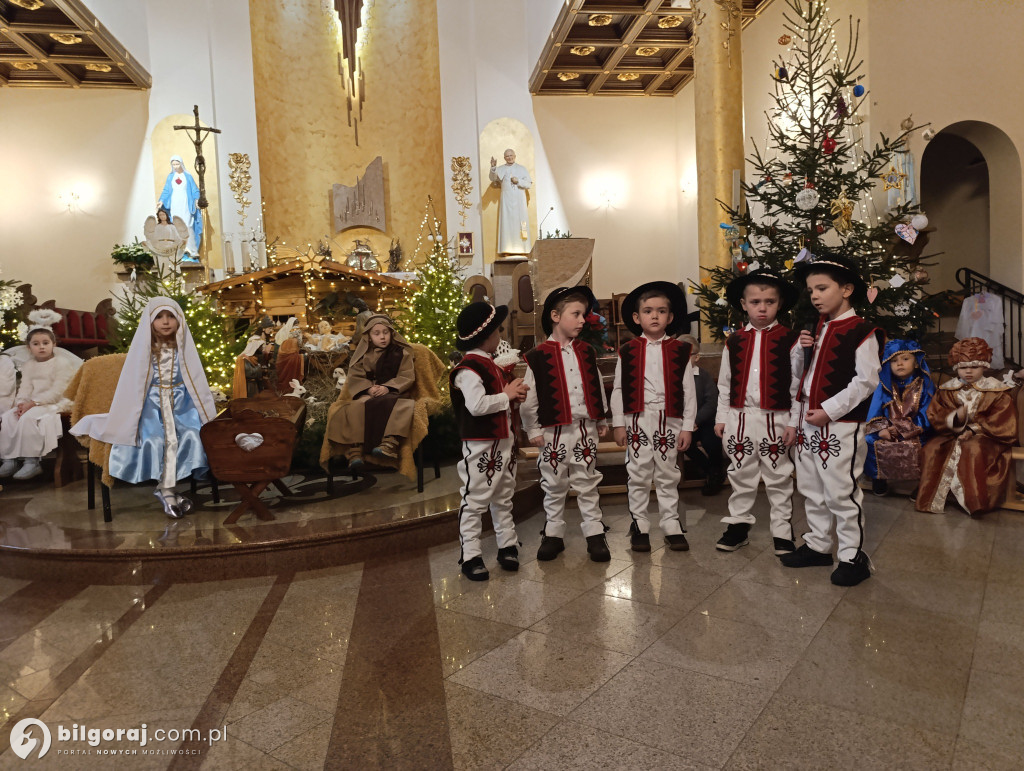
[457,437,519,562]
[721,407,795,540]
[623,409,684,536]
[795,419,868,562]
[537,419,605,538]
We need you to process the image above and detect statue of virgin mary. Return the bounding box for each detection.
[158,155,202,259]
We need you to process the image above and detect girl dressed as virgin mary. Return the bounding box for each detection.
[71,297,216,518]
[158,155,202,259]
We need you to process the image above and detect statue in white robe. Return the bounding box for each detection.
[489,148,532,256]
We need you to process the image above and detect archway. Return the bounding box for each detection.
[920,120,1022,291]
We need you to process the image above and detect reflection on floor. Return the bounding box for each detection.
[0,486,1022,769]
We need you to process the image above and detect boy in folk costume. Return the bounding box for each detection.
[916,337,1016,516]
[865,340,935,496]
[327,314,415,467]
[713,269,803,555]
[521,286,612,563]
[450,302,529,581]
[784,255,883,586]
[610,282,695,552]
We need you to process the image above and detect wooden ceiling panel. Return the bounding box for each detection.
[0,0,150,89]
[531,0,774,97]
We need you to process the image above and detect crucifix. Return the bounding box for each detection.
[174,104,221,210]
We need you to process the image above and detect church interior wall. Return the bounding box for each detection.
[250,0,446,270]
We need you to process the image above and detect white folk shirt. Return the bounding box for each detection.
[521,336,608,441]
[792,308,880,425]
[452,348,511,424]
[715,321,803,427]
[610,334,697,432]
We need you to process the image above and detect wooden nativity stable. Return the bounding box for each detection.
[196,257,416,336]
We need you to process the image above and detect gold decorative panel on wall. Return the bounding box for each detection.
[249,0,446,269]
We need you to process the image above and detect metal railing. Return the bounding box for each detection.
[955,267,1024,368]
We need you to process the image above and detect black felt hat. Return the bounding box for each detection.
[541,285,598,336]
[792,253,868,304]
[621,281,689,336]
[725,268,799,312]
[455,302,508,351]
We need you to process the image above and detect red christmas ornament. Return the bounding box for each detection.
[816,224,825,234]
[736,261,749,274]
[822,135,837,154]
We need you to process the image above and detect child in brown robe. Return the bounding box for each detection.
[916,337,1017,516]
[328,314,415,467]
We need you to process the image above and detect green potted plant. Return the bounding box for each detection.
[111,239,156,273]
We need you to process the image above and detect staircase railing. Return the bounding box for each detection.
[955,267,1024,368]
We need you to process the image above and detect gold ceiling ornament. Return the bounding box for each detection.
[10,0,45,9]
[449,156,474,228]
[617,72,640,81]
[12,61,39,70]
[588,13,613,26]
[227,153,253,233]
[636,46,660,56]
[49,32,83,44]
[569,45,595,56]
[557,71,580,81]
[85,62,112,73]
[658,15,684,28]
[334,0,368,146]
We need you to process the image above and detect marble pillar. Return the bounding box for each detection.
[693,0,745,273]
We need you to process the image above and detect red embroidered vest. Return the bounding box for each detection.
[450,354,510,440]
[798,316,884,422]
[524,339,605,428]
[726,325,799,411]
[618,337,691,418]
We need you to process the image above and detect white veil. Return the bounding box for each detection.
[72,297,216,446]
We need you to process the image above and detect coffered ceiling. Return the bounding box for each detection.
[530,0,774,97]
[0,0,150,89]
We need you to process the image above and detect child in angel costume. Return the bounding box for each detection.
[864,339,935,496]
[916,337,1017,516]
[0,310,82,480]
[71,297,216,518]
[326,314,415,467]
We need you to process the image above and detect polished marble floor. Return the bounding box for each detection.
[0,486,1022,769]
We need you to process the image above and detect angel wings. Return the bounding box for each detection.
[143,214,190,259]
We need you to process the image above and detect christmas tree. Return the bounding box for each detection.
[401,197,467,360]
[112,258,241,392]
[690,0,940,341]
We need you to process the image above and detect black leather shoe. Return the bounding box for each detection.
[665,533,690,551]
[831,551,872,586]
[628,522,651,552]
[779,543,834,568]
[461,556,489,581]
[872,478,889,496]
[586,534,611,562]
[537,536,565,561]
[773,537,796,556]
[497,546,519,571]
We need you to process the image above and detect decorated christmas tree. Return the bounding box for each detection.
[112,258,241,393]
[401,197,467,360]
[690,0,939,341]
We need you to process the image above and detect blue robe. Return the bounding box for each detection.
[865,373,934,480]
[158,169,202,252]
[109,353,208,484]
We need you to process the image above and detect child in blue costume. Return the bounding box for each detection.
[72,297,216,518]
[864,339,935,496]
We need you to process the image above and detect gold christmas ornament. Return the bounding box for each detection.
[658,15,684,28]
[557,72,580,81]
[570,45,595,56]
[227,153,253,233]
[881,164,907,191]
[778,34,792,45]
[588,14,612,26]
[85,63,112,73]
[617,72,640,81]
[830,188,855,235]
[49,32,82,44]
[636,46,661,56]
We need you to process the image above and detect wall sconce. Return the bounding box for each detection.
[58,190,80,212]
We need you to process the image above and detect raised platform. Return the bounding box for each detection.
[0,463,542,584]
